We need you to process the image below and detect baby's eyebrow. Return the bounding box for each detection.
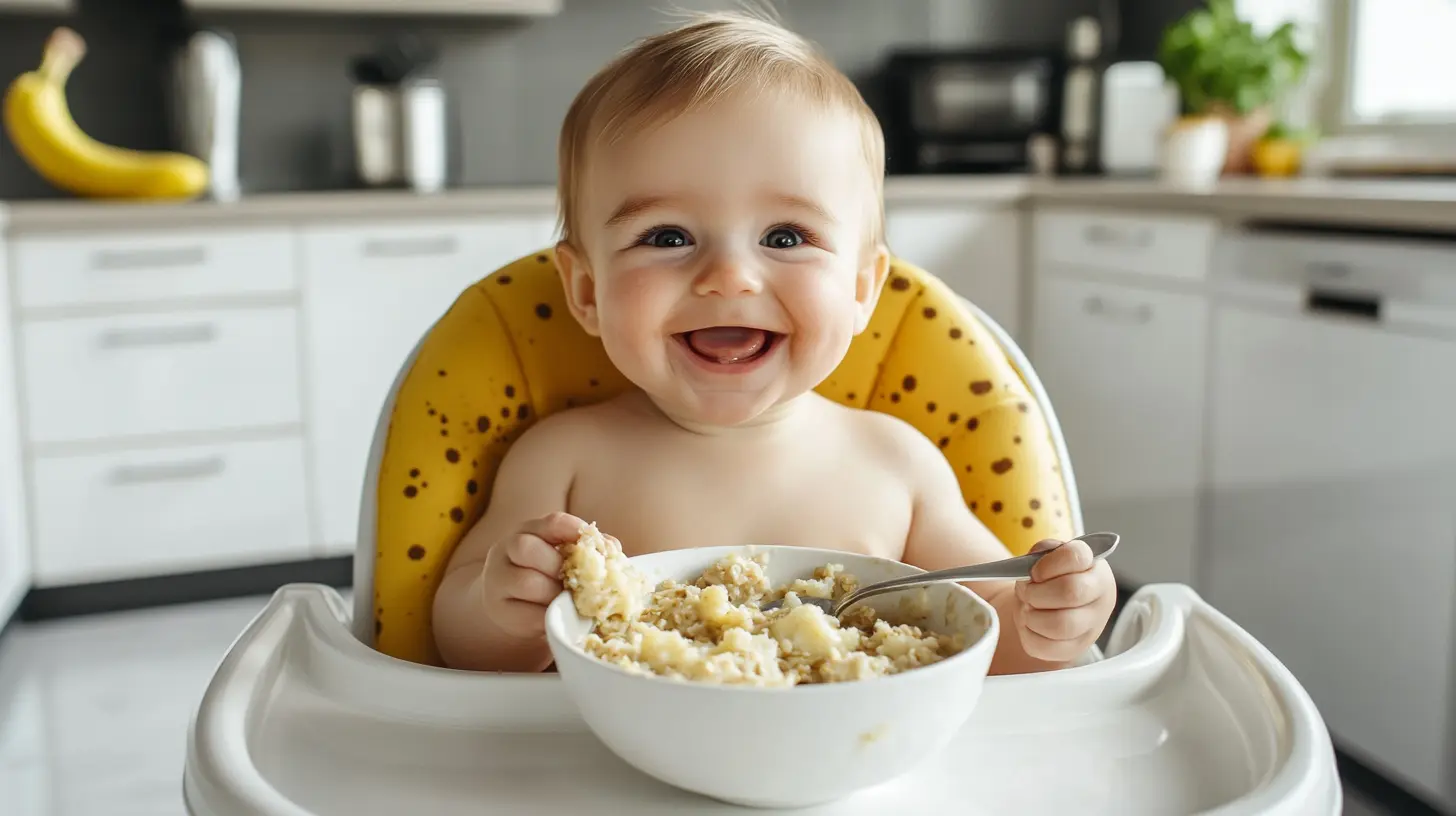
[771,193,837,224]
[605,195,674,227]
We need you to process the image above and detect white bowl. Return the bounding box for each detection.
[544,545,999,809]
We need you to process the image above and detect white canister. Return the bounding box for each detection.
[1160,116,1229,189]
[401,79,447,194]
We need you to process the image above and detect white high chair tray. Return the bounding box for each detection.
[184,583,1341,816]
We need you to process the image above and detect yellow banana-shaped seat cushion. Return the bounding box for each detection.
[371,250,1076,666]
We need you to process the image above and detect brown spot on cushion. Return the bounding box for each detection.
[476,416,491,432]
[966,417,979,431]
[949,327,963,339]
[403,485,418,498]
[991,501,1003,513]
[445,449,460,463]
[889,276,911,291]
[535,303,553,319]
[970,380,993,395]
[1021,517,1034,529]
[922,307,937,319]
[408,545,426,560]
[992,458,1014,475]
[449,507,465,523]
[902,375,917,392]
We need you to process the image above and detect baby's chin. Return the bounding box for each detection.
[650,388,806,431]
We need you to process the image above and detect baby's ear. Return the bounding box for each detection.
[853,243,891,334]
[556,241,601,337]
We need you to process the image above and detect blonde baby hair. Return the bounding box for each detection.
[556,6,886,251]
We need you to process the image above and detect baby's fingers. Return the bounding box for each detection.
[1019,602,1104,643]
[1027,538,1096,582]
[504,533,564,578]
[1017,567,1105,610]
[504,564,563,605]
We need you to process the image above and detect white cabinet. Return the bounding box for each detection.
[303,215,556,554]
[19,307,302,445]
[1030,275,1208,587]
[1029,207,1215,589]
[1203,230,1456,810]
[886,205,1023,339]
[10,226,312,586]
[30,437,312,585]
[0,238,30,625]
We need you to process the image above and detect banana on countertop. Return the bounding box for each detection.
[3,27,209,200]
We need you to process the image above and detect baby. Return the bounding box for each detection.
[433,11,1116,675]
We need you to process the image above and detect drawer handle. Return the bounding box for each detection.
[362,236,460,258]
[1083,295,1153,324]
[108,456,226,486]
[98,323,218,349]
[1083,224,1153,249]
[90,246,208,271]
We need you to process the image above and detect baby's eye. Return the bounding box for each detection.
[639,227,692,249]
[761,226,805,249]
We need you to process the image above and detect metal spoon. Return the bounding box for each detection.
[760,532,1119,618]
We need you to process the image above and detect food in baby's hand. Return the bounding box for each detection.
[559,525,965,687]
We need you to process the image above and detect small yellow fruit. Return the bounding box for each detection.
[1252,138,1303,178]
[3,27,209,200]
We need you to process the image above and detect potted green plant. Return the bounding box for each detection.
[1157,0,1310,177]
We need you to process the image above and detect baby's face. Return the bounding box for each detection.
[560,91,888,427]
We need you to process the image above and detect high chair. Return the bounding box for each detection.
[184,251,1342,815]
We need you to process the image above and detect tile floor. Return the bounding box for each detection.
[0,596,1407,815]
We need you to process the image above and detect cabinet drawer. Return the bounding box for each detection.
[19,307,302,445]
[1034,208,1216,281]
[29,436,312,585]
[12,228,297,311]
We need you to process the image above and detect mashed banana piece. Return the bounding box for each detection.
[561,525,965,687]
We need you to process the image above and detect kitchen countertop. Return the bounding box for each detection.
[3,175,1456,236]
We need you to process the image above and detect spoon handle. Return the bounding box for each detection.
[833,532,1119,614]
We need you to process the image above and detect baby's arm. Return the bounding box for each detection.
[896,423,1115,675]
[432,416,579,672]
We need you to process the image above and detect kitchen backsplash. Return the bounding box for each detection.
[0,0,1097,199]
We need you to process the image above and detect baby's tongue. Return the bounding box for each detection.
[685,327,768,364]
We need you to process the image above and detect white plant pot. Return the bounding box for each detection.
[1160,117,1229,189]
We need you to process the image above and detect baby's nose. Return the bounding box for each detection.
[694,258,763,297]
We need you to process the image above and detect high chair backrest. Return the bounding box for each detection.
[352,250,1082,666]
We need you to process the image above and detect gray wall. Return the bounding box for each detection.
[0,0,1095,199]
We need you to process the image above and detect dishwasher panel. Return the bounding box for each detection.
[1204,228,1456,810]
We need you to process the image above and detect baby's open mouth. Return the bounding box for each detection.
[677,327,781,365]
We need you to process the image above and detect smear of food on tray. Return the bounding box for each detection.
[560,524,965,687]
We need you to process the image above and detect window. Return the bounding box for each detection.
[1344,0,1456,125]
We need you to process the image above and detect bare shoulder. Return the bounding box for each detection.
[503,394,630,460]
[831,402,953,486]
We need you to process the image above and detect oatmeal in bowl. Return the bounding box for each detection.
[545,524,1000,810]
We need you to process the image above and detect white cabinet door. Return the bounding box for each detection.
[1030,275,1208,588]
[886,205,1023,339]
[303,215,556,554]
[0,242,29,625]
[1204,305,1456,808]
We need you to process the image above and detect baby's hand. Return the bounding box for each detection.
[480,512,583,639]
[1010,538,1116,664]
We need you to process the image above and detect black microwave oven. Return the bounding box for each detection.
[878,49,1066,175]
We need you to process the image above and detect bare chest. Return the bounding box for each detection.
[566,442,912,562]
